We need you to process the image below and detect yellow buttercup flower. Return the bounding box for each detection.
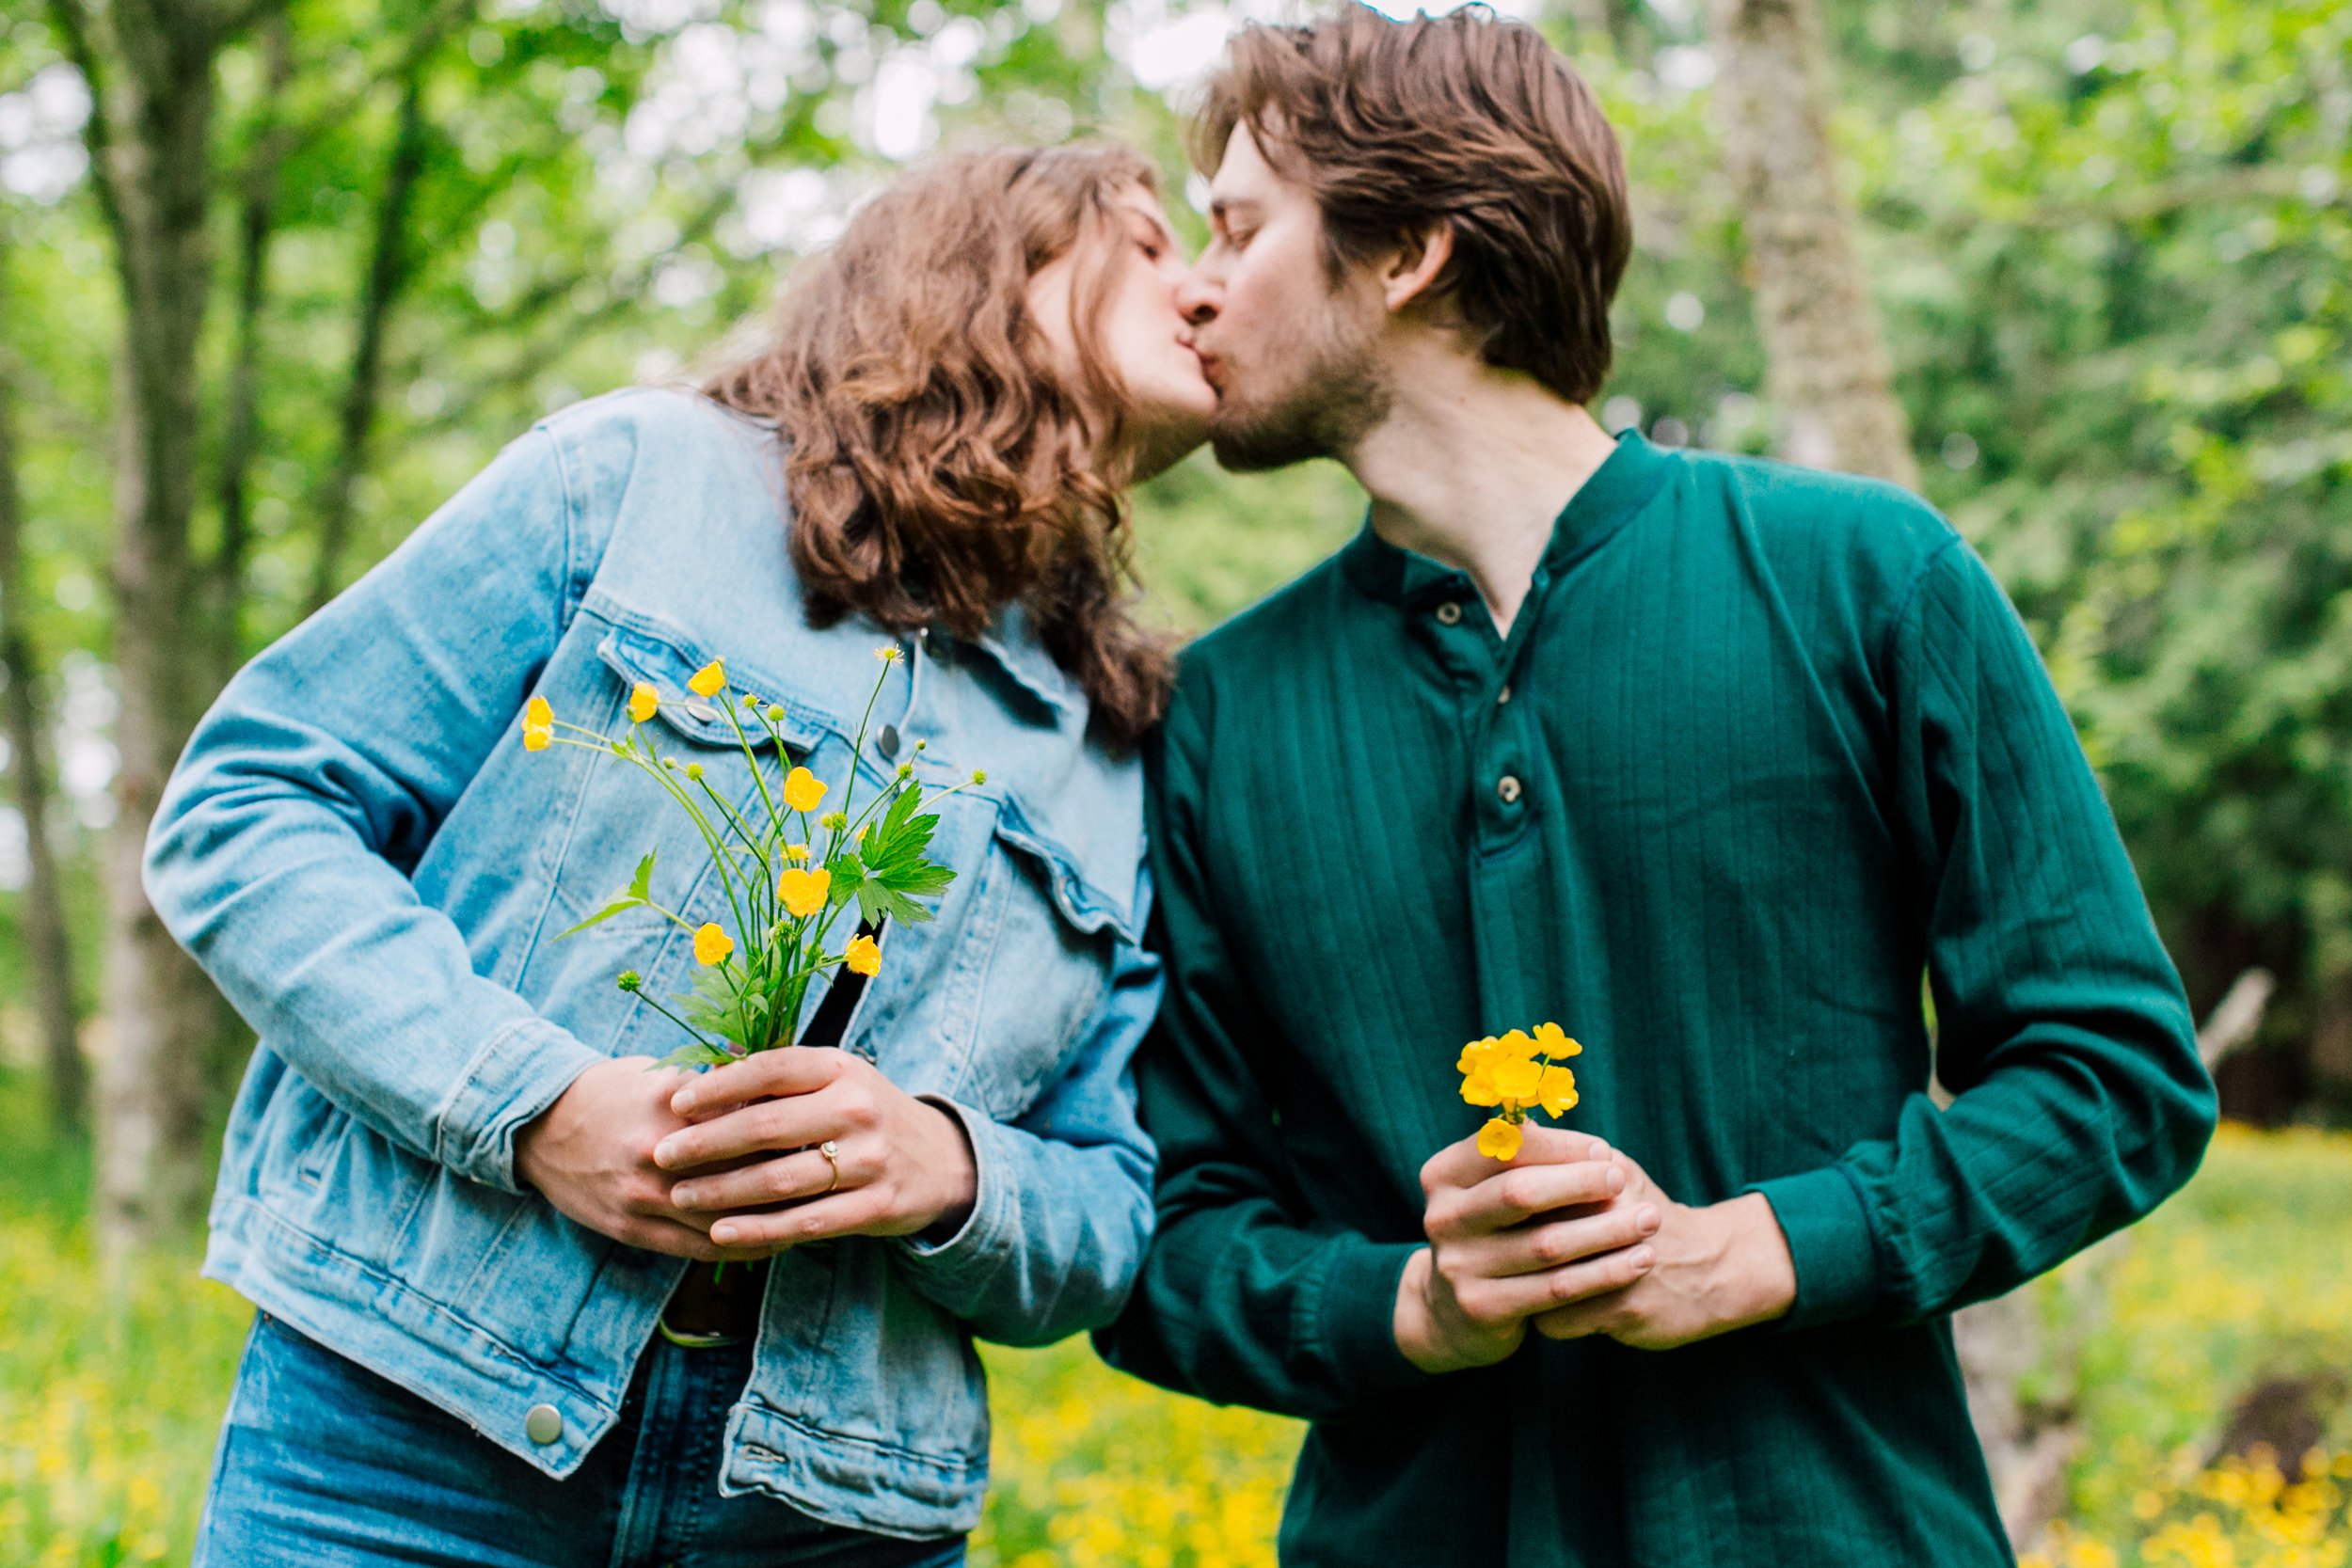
[1493,1055,1544,1102]
[1496,1028,1540,1062]
[1455,1037,1497,1076]
[1538,1065,1580,1117]
[783,843,810,863]
[783,766,825,813]
[693,923,733,966]
[1534,1022,1581,1058]
[688,660,725,697]
[844,933,882,976]
[628,683,659,723]
[525,695,553,728]
[522,724,550,752]
[1476,1118,1523,1161]
[778,866,831,918]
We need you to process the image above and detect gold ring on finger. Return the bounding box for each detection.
[818,1139,841,1194]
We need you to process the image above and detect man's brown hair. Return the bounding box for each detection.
[1193,4,1632,404]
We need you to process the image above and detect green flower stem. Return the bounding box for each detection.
[626,988,724,1055]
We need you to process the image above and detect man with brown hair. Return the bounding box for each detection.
[1099,6,2215,1563]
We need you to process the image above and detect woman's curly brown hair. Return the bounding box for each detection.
[706,144,1174,748]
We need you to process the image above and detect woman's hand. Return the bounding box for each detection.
[655,1048,978,1249]
[514,1056,774,1261]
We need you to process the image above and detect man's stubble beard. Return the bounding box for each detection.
[1207,295,1393,473]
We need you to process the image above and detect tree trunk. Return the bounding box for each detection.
[0,242,89,1137]
[1705,0,1916,485]
[211,11,292,688]
[308,61,430,610]
[57,0,239,1250]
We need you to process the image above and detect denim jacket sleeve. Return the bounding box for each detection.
[143,427,607,1195]
[892,931,1162,1345]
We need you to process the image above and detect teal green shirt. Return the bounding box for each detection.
[1100,434,2216,1567]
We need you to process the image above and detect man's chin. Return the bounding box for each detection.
[1208,410,1333,474]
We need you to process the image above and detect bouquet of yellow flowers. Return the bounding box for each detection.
[521,646,979,1066]
[1457,1022,1584,1160]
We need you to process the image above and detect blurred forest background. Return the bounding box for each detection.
[2,0,2349,1561]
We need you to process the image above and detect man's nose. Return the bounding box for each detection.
[1174,267,1221,326]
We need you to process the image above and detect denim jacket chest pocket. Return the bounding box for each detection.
[528,613,1124,1118]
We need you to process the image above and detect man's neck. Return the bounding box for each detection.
[1343,342,1618,637]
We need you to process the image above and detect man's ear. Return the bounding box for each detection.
[1381,224,1455,314]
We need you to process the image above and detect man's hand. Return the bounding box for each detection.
[514,1056,770,1261]
[658,1047,977,1249]
[1396,1127,1662,1374]
[1533,1151,1796,1350]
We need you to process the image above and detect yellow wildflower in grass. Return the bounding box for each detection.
[693,923,734,966]
[689,659,726,697]
[628,683,659,723]
[844,933,882,977]
[1458,1020,1586,1160]
[784,766,826,813]
[778,867,832,918]
[1476,1118,1524,1161]
[784,843,810,863]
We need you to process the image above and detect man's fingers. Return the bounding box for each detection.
[1426,1157,1626,1241]
[1440,1204,1661,1280]
[615,1213,780,1262]
[670,1146,855,1212]
[1448,1243,1657,1326]
[668,1046,850,1120]
[705,1189,894,1251]
[1421,1126,1612,1199]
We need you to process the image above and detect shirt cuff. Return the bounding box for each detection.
[1747,1164,1882,1330]
[1316,1237,1432,1402]
[430,1016,604,1195]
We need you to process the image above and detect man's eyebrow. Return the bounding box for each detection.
[1208,196,1260,227]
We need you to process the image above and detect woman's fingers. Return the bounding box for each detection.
[706,1187,896,1250]
[653,1078,868,1171]
[1443,1242,1658,1327]
[669,1145,856,1212]
[668,1047,848,1120]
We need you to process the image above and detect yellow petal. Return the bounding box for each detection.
[522,724,550,752]
[1497,1028,1539,1061]
[1493,1056,1543,1101]
[778,866,832,918]
[1534,1022,1582,1059]
[783,766,826,814]
[628,683,659,723]
[524,695,553,728]
[1538,1065,1580,1118]
[844,933,882,976]
[688,660,726,697]
[692,922,734,966]
[1475,1118,1523,1161]
[1459,1068,1502,1108]
[1455,1037,1498,1076]
[783,843,810,863]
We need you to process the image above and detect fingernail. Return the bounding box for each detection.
[1629,1246,1655,1270]
[1605,1166,1626,1195]
[672,1184,700,1208]
[711,1223,736,1245]
[673,1090,698,1115]
[1635,1204,1661,1234]
[654,1137,681,1168]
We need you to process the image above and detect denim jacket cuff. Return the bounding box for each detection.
[430,1017,605,1194]
[891,1096,1018,1301]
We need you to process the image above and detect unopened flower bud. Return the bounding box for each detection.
[969,768,987,785]
[766,705,784,722]
[685,763,704,781]
[615,971,643,993]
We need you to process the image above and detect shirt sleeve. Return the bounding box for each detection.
[1094,680,1430,1418]
[1750,536,2217,1328]
[142,427,607,1195]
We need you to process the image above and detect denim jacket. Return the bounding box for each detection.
[144,388,1161,1538]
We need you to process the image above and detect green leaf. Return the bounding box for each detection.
[654,1040,738,1069]
[554,895,645,941]
[628,848,658,903]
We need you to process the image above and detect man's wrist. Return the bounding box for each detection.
[1710,1193,1797,1331]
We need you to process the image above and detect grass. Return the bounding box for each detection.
[3,1069,2347,1567]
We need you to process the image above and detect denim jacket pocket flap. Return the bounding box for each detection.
[594,621,830,753]
[991,792,1142,947]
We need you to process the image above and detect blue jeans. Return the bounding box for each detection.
[197,1314,969,1568]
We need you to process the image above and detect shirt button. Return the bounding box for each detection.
[1497,684,1513,705]
[525,1404,564,1446]
[878,723,900,758]
[1497,775,1523,805]
[1434,601,1463,626]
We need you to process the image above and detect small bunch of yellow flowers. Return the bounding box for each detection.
[1458,1023,1583,1161]
[522,645,978,1065]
